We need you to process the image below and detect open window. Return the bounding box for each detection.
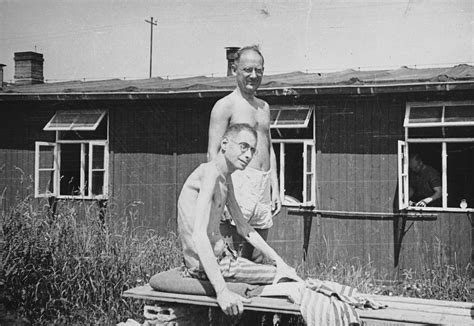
[35,109,108,199]
[44,109,106,131]
[270,105,313,129]
[271,105,315,207]
[398,102,474,211]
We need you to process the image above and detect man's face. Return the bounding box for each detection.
[233,50,264,95]
[409,157,423,173]
[224,130,257,170]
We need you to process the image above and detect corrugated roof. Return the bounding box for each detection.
[2,64,474,96]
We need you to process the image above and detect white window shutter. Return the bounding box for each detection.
[35,142,58,197]
[398,140,409,210]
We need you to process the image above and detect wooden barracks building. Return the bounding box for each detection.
[1,50,473,277]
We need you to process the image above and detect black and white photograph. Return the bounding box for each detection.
[1,1,473,325]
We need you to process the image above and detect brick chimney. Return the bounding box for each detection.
[0,64,5,89]
[14,51,44,85]
[225,47,240,76]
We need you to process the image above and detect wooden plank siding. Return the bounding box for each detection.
[109,101,210,235]
[276,95,472,277]
[1,93,472,279]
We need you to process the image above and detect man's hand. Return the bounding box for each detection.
[273,261,303,284]
[216,288,251,316]
[416,197,432,207]
[271,193,282,217]
[415,200,427,207]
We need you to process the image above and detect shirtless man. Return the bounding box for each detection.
[179,124,299,316]
[207,45,281,261]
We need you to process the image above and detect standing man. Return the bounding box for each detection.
[207,45,281,262]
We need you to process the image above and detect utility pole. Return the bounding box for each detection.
[144,17,157,78]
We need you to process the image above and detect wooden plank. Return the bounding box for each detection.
[123,285,301,315]
[123,285,474,325]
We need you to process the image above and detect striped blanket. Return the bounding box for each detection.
[260,279,387,326]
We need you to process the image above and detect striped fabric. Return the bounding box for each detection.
[299,279,387,326]
[218,254,277,285]
[186,245,277,285]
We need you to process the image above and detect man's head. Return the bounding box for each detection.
[409,153,424,173]
[232,45,264,95]
[221,123,257,170]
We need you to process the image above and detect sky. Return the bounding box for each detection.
[0,0,473,83]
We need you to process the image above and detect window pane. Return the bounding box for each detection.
[39,146,54,169]
[284,143,303,202]
[446,143,474,208]
[408,127,443,138]
[277,109,309,124]
[408,106,442,124]
[92,171,104,195]
[408,143,442,207]
[306,174,312,203]
[270,109,279,124]
[38,171,54,194]
[45,109,105,130]
[58,117,107,140]
[84,144,89,197]
[59,144,81,196]
[92,145,105,169]
[306,145,312,172]
[445,105,474,123]
[271,106,312,128]
[444,126,474,138]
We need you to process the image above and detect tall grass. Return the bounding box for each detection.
[1,196,182,324]
[300,259,472,302]
[1,195,472,325]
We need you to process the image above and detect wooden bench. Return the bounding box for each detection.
[123,284,474,325]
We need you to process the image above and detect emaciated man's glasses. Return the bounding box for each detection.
[229,139,257,155]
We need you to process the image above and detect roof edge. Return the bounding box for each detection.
[1,80,474,101]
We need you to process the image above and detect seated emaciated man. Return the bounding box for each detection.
[177,123,301,316]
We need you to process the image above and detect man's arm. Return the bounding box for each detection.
[226,180,301,283]
[270,139,281,216]
[416,186,442,207]
[192,166,249,315]
[207,100,230,161]
[263,101,281,216]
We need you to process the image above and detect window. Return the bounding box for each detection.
[271,105,315,207]
[270,105,313,129]
[398,102,474,212]
[35,109,108,199]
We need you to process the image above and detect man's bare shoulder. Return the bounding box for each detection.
[212,91,238,111]
[255,97,269,111]
[198,162,221,180]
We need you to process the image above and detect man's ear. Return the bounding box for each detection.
[231,64,237,74]
[221,137,229,152]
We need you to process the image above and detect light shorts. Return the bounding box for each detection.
[225,167,273,229]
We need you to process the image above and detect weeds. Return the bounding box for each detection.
[1,195,472,325]
[1,196,182,324]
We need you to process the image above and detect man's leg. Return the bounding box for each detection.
[218,254,276,285]
[240,228,269,264]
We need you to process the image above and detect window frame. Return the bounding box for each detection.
[35,110,109,200]
[44,109,107,131]
[270,105,314,129]
[399,101,474,212]
[273,139,316,207]
[34,142,58,198]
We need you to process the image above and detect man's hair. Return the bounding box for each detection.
[234,45,264,65]
[411,152,423,162]
[223,123,257,141]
